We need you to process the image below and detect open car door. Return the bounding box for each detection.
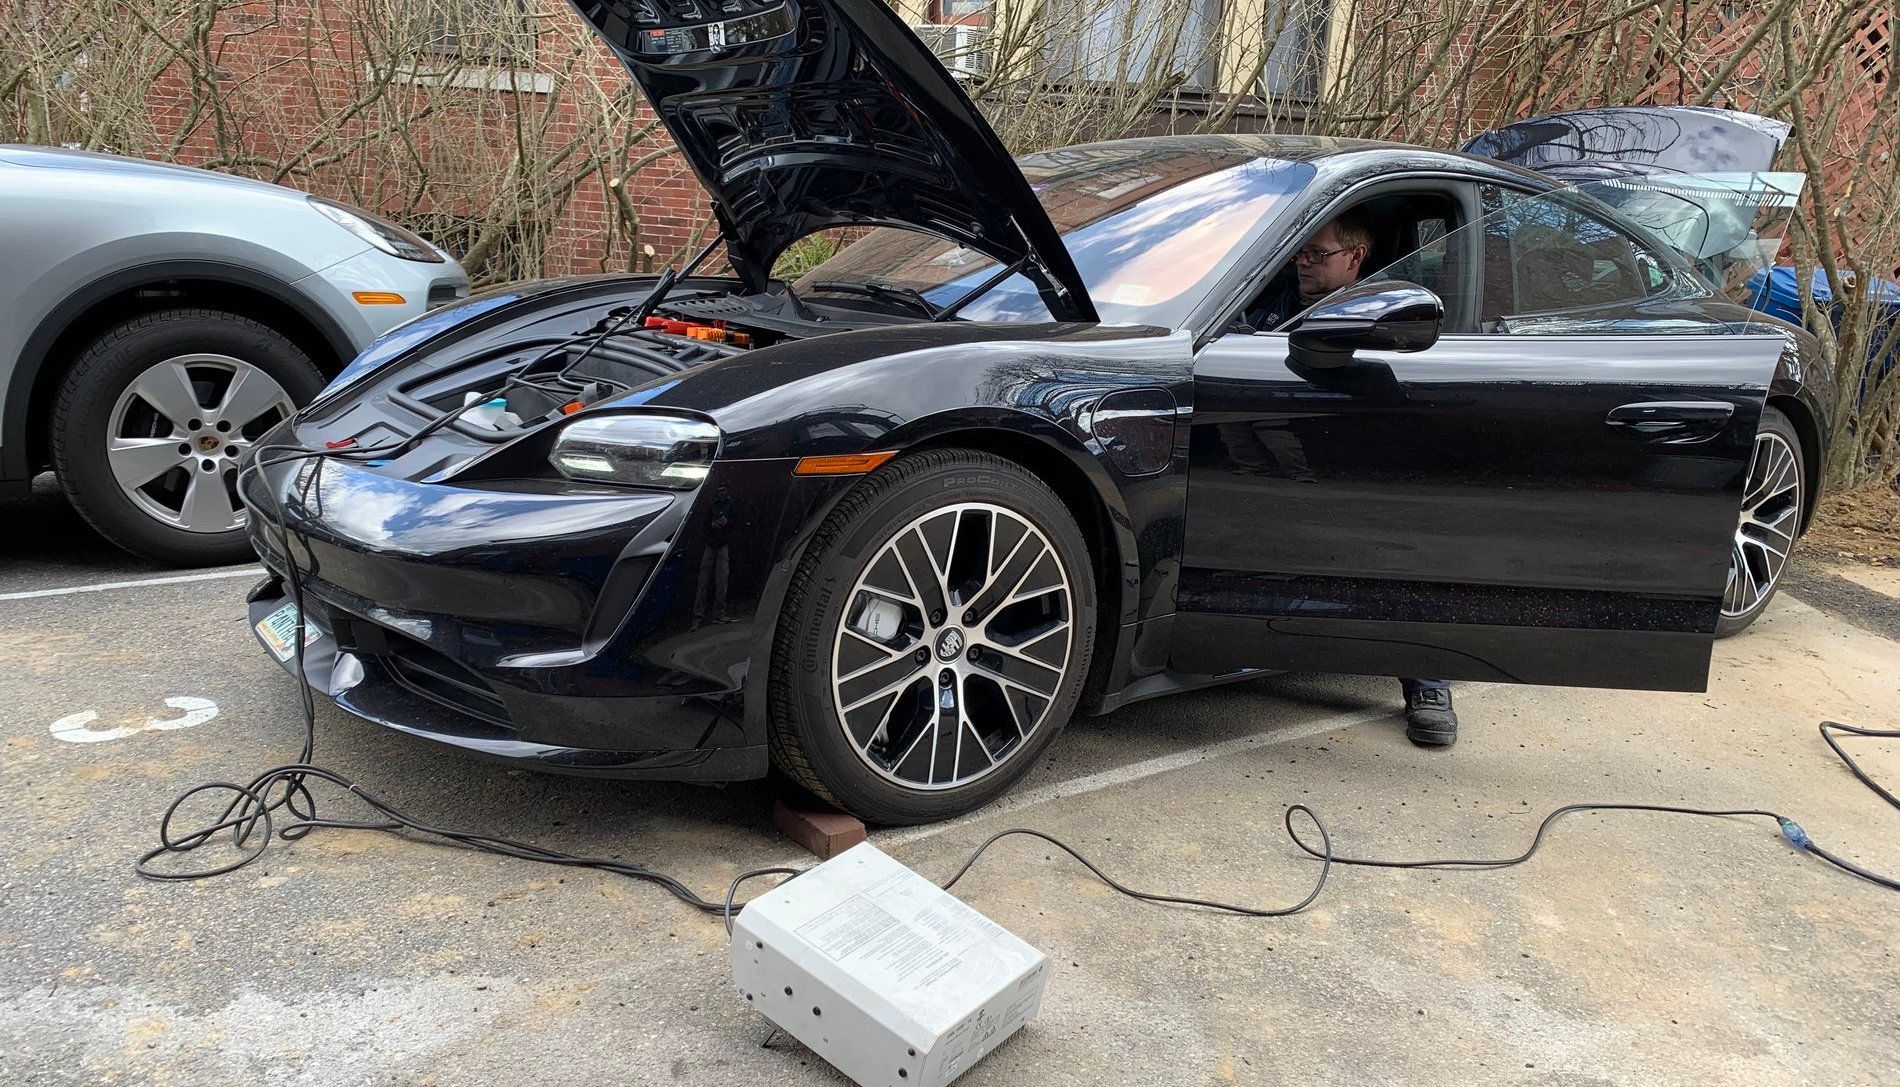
[1174,179,1794,691]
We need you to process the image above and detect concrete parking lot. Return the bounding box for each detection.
[3,476,1898,1087]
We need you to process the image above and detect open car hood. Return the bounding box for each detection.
[1461,106,1790,182]
[566,0,1096,320]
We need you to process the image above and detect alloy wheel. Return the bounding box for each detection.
[830,502,1074,791]
[105,354,294,534]
[1722,429,1801,618]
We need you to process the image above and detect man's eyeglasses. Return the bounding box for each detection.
[1293,244,1361,265]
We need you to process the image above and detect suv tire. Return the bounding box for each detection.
[51,308,324,566]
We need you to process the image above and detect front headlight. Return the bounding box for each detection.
[548,415,720,489]
[308,196,446,263]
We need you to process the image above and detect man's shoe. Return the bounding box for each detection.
[1405,686,1458,747]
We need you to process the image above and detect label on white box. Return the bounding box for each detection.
[797,870,1006,994]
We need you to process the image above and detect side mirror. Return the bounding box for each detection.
[1287,280,1444,367]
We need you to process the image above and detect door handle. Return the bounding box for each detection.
[1605,401,1734,443]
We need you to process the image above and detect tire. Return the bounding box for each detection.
[50,308,326,566]
[769,449,1097,824]
[1716,406,1804,637]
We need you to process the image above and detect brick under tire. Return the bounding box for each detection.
[50,308,326,566]
[768,449,1097,825]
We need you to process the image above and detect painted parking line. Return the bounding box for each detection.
[875,704,1396,850]
[0,567,260,602]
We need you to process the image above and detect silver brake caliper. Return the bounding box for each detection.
[851,598,906,643]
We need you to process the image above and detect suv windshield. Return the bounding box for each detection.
[794,144,1316,326]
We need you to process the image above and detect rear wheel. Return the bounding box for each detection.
[50,309,324,566]
[769,449,1096,824]
[1716,406,1804,637]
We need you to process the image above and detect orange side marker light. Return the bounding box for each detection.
[352,291,407,305]
[793,451,897,476]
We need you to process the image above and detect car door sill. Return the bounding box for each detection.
[1090,667,1279,716]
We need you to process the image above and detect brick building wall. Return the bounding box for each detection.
[124,2,1891,284]
[122,2,1348,284]
[122,2,1347,283]
[134,1,713,283]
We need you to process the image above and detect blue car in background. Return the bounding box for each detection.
[1746,265,1900,392]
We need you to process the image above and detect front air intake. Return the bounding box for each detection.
[378,635,512,727]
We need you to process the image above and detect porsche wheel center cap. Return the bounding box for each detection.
[935,628,966,662]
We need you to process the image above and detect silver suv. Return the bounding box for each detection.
[0,146,469,564]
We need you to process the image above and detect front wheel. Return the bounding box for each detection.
[50,309,325,566]
[1716,406,1804,637]
[768,449,1097,824]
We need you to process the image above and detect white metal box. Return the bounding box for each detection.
[730,843,1048,1086]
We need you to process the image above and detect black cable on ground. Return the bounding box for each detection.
[131,364,1900,915]
[1278,720,1900,894]
[136,435,781,915]
[129,421,1341,920]
[940,819,1332,917]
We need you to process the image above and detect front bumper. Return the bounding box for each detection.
[300,248,471,347]
[238,449,781,780]
[246,575,762,779]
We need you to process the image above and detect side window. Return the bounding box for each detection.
[1237,191,1467,333]
[1478,185,1672,329]
[1351,204,1476,334]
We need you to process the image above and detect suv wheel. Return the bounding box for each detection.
[51,309,325,566]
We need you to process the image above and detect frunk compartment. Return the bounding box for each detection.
[389,334,718,441]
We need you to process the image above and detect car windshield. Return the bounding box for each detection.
[794,144,1316,326]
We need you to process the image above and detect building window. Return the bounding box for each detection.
[1257,0,1327,98]
[1037,1,1325,97]
[424,1,540,67]
[1041,0,1223,90]
[933,0,993,23]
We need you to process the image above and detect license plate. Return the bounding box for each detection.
[256,602,317,662]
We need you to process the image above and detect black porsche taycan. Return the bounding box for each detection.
[240,0,1832,823]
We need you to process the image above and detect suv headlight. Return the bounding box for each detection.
[309,196,446,263]
[548,415,720,488]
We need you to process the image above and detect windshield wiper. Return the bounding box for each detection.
[777,280,825,323]
[808,280,940,320]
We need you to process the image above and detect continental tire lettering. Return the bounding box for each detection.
[804,583,835,674]
[942,475,1000,489]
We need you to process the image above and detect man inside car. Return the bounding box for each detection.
[1242,208,1461,747]
[1247,208,1372,329]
